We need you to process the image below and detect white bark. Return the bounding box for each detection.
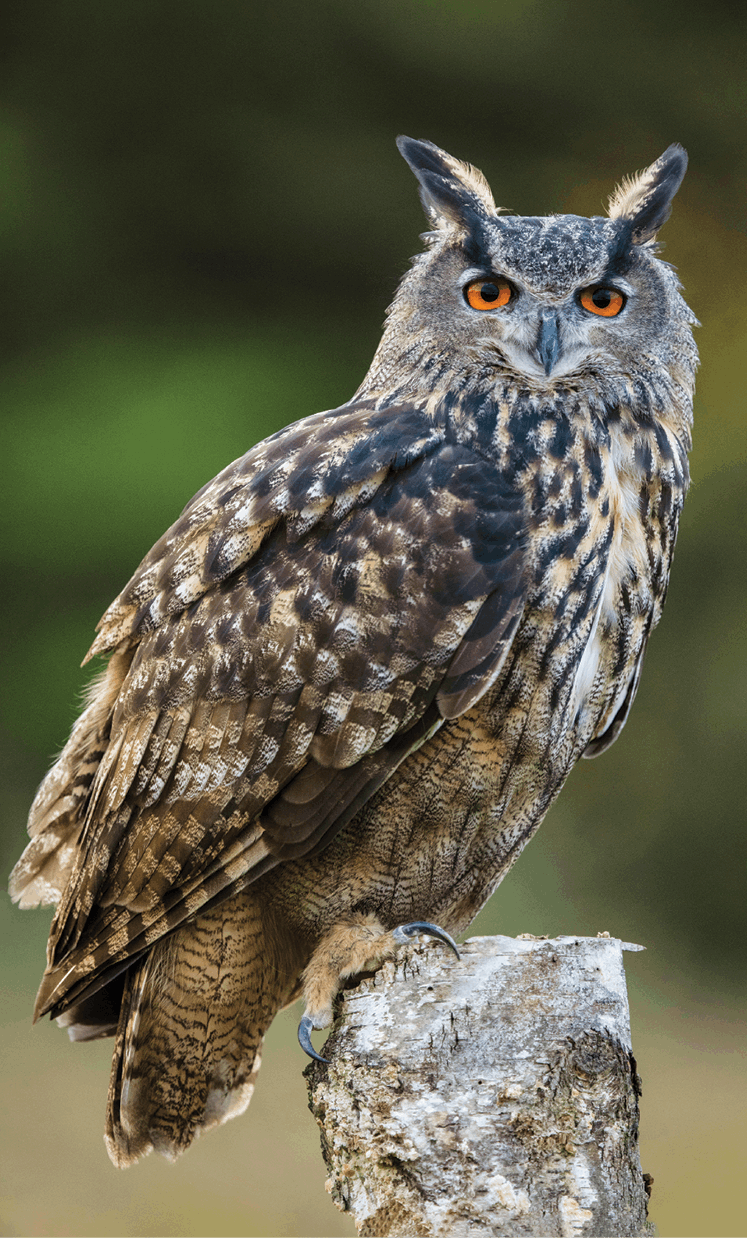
[306,934,652,1237]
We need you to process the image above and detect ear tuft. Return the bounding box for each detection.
[608,144,688,244]
[396,136,496,230]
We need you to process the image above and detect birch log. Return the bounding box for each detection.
[305,934,652,1237]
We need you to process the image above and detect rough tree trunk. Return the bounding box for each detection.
[305,934,652,1237]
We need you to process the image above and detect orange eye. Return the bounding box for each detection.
[465,278,512,311]
[580,286,625,317]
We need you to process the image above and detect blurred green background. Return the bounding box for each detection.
[1,2,745,1235]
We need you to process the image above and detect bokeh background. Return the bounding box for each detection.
[1,2,745,1235]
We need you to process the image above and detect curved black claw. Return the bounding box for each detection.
[298,1013,330,1064]
[392,920,460,959]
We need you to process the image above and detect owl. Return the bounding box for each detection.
[10,137,697,1167]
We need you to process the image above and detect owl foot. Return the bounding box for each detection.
[297,914,459,1062]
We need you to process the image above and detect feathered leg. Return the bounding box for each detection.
[297,912,458,1061]
[104,888,300,1167]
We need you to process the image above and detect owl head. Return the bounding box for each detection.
[363,138,697,406]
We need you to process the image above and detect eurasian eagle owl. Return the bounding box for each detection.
[10,137,697,1166]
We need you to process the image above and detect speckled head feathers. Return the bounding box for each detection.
[357,137,697,399]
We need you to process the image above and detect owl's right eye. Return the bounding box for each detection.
[465,278,512,311]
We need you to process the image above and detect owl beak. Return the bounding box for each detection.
[535,311,562,376]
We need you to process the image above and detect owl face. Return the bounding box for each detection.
[367,139,696,404]
[417,215,674,385]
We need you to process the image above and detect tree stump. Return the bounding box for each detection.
[305,934,651,1237]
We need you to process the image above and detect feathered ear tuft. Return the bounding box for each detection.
[607,144,688,244]
[397,136,497,230]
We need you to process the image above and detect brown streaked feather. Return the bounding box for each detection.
[582,624,651,759]
[9,649,133,909]
[104,889,301,1167]
[261,703,445,860]
[32,431,527,1020]
[85,400,447,661]
[35,825,275,1019]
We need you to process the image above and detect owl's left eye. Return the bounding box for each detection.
[580,286,626,317]
[465,278,512,311]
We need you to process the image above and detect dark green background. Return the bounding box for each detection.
[2,3,745,1235]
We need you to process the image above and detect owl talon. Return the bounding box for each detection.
[298,1013,330,1064]
[392,920,460,959]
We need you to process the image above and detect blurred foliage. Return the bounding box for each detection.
[1,2,745,1236]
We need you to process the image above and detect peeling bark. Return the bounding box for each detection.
[306,935,651,1237]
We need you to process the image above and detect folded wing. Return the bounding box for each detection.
[16,400,526,1019]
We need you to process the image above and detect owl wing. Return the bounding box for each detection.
[33,400,527,1018]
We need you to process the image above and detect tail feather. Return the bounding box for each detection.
[103,888,299,1168]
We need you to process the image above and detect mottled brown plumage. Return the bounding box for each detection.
[9,137,697,1166]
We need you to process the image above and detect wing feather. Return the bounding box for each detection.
[30,406,527,1019]
[85,401,446,660]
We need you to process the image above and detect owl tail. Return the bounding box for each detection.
[104,888,300,1167]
